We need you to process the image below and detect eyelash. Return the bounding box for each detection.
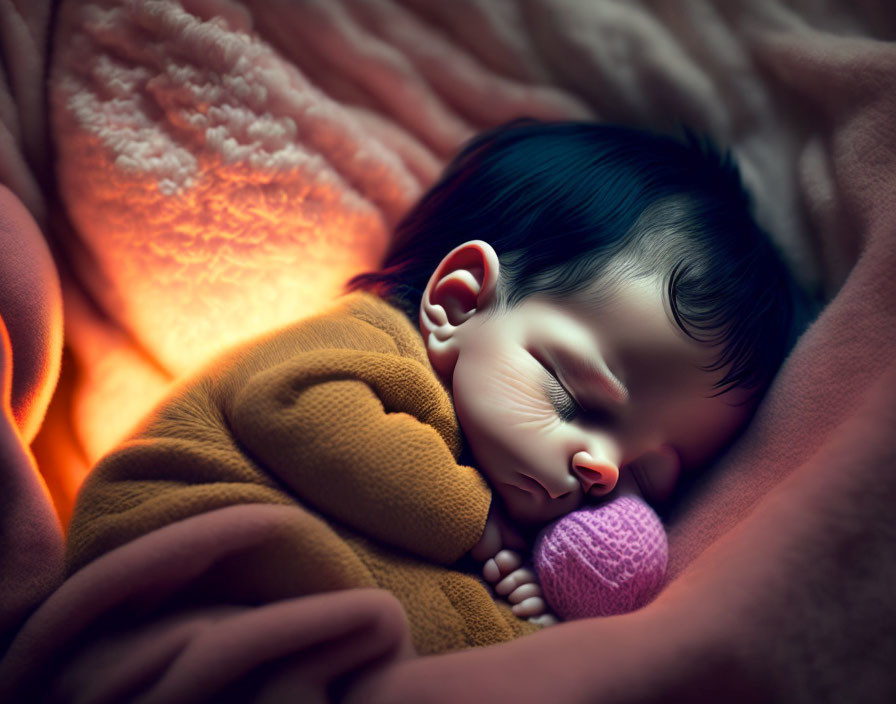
[542,369,581,422]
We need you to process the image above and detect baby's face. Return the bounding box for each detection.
[446,275,754,525]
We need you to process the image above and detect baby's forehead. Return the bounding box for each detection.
[522,275,744,405]
[538,273,710,363]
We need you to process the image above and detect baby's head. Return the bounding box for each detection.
[349,120,807,524]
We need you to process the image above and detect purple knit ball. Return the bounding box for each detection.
[534,494,668,620]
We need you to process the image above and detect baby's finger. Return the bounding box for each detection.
[528,613,559,627]
[507,582,542,604]
[482,558,501,583]
[511,596,547,618]
[493,550,523,576]
[495,566,538,596]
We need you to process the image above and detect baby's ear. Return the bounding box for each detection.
[419,240,500,378]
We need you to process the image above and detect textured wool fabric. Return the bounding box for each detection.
[535,493,667,620]
[63,291,538,656]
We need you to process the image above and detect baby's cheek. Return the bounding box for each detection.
[463,355,558,428]
[630,446,681,504]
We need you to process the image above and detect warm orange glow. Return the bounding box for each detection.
[30,352,90,530]
[92,211,388,379]
[32,282,176,524]
[38,226,383,523]
[62,280,174,464]
[62,244,379,455]
[58,128,394,381]
[46,6,420,519]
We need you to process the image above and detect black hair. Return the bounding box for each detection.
[346,118,813,399]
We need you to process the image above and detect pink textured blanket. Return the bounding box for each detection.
[2,1,895,702]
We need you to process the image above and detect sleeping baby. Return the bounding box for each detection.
[346,118,807,622]
[65,119,806,653]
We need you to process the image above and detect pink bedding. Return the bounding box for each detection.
[1,1,895,701]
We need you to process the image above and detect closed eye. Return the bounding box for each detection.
[540,364,617,427]
[542,368,580,422]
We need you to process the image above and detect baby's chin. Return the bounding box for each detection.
[499,483,583,526]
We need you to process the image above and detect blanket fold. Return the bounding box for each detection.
[1,505,415,703]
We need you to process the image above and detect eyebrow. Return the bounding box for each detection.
[553,347,630,405]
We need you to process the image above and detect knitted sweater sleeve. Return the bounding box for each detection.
[227,347,492,565]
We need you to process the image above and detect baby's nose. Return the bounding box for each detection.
[571,450,619,496]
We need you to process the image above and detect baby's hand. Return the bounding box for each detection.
[483,549,557,624]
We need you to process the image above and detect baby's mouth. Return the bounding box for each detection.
[500,479,543,505]
[501,480,583,525]
[516,472,582,502]
[509,473,585,513]
[512,473,549,497]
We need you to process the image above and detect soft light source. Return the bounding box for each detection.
[43,0,436,520]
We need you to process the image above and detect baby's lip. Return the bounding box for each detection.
[503,477,547,503]
[502,480,535,496]
[510,473,545,496]
[515,472,579,501]
[502,480,583,524]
